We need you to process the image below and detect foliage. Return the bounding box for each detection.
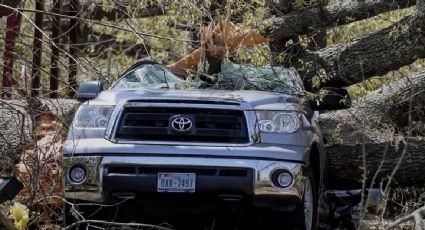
[0,1,422,99]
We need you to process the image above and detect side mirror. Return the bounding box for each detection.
[311,87,351,111]
[76,80,105,102]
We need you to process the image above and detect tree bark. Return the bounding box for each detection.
[31,0,44,97]
[68,0,80,98]
[295,0,425,89]
[268,0,416,43]
[321,70,425,188]
[1,12,21,99]
[413,0,425,29]
[49,0,61,99]
[325,139,425,189]
[298,14,425,89]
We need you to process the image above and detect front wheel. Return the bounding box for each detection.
[273,167,318,230]
[291,168,318,230]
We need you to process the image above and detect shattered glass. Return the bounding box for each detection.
[113,64,187,90]
[214,62,305,95]
[112,62,306,95]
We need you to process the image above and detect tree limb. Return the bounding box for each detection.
[298,16,425,88]
[63,219,173,230]
[268,0,416,43]
[385,206,425,229]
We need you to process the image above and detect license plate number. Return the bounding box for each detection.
[157,173,196,193]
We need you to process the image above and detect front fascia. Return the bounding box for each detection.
[63,155,306,205]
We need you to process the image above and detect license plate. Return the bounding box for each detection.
[157,173,196,193]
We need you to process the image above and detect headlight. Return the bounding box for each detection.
[256,111,301,133]
[74,104,114,128]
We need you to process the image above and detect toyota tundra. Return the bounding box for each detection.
[63,60,350,229]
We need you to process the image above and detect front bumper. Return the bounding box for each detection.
[63,155,306,208]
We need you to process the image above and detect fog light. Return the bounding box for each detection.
[69,166,86,184]
[276,172,293,187]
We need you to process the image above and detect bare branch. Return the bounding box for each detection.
[386,206,425,229]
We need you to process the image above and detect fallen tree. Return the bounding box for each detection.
[268,0,416,43]
[171,0,423,89]
[298,15,425,89]
[166,0,425,189]
[321,70,425,188]
[0,99,78,176]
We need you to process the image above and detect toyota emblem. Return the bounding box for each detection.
[170,116,193,132]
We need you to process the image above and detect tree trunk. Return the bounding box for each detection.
[321,70,425,188]
[296,0,425,89]
[268,0,418,86]
[31,0,44,97]
[325,140,425,189]
[1,12,21,99]
[49,0,61,98]
[268,0,415,43]
[269,0,329,66]
[68,0,80,98]
[299,15,425,89]
[413,0,425,29]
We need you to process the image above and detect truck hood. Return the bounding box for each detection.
[91,89,310,112]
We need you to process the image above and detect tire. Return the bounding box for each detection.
[290,167,318,230]
[276,168,318,230]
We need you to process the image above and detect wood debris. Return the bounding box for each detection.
[168,2,267,70]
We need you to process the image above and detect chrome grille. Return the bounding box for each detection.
[116,107,249,144]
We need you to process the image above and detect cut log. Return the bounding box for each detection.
[321,70,425,188]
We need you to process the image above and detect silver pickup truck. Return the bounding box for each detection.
[63,61,349,230]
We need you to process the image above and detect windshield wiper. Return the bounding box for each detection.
[157,66,170,89]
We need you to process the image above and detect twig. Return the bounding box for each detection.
[385,206,425,230]
[62,220,174,230]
